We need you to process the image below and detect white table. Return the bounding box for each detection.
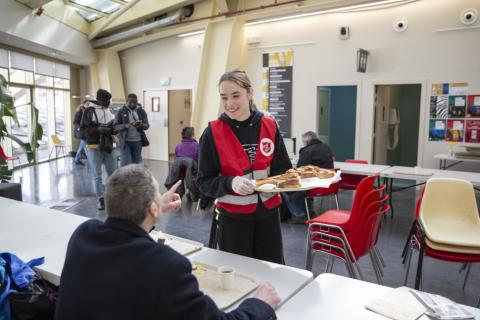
[276,273,480,319]
[334,161,391,176]
[188,247,313,308]
[0,197,203,285]
[0,197,89,285]
[434,153,480,170]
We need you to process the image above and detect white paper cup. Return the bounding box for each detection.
[218,266,235,290]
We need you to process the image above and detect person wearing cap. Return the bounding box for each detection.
[80,88,117,210]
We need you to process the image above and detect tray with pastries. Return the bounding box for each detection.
[254,166,341,193]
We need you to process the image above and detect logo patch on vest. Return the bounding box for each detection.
[260,138,274,157]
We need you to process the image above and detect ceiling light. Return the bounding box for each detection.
[177,30,205,38]
[246,0,415,26]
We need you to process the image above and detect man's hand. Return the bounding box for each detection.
[161,180,182,213]
[232,176,255,195]
[253,282,281,309]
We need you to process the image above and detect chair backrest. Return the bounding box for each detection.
[345,159,369,165]
[51,134,63,146]
[413,187,425,220]
[341,175,377,231]
[359,204,390,258]
[340,159,369,189]
[420,178,480,241]
[0,146,7,160]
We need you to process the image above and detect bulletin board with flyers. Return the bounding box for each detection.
[429,82,480,143]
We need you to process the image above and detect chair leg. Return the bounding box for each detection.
[370,251,384,285]
[334,194,339,210]
[305,232,314,271]
[372,249,384,277]
[353,263,364,281]
[375,247,386,269]
[49,147,55,159]
[414,240,425,290]
[305,197,312,221]
[404,247,413,286]
[345,259,356,278]
[402,221,416,261]
[325,256,333,273]
[462,263,472,290]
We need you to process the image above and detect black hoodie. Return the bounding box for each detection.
[197,111,292,220]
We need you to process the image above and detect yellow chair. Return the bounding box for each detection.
[419,178,480,253]
[49,134,67,159]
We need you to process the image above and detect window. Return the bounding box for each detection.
[54,77,70,89]
[35,74,54,87]
[54,90,68,143]
[10,86,31,165]
[9,69,34,85]
[35,88,54,161]
[0,67,8,81]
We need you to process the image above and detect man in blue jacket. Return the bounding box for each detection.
[55,164,280,320]
[115,93,150,166]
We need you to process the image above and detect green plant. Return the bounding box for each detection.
[0,73,43,182]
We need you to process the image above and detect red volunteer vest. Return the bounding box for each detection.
[210,115,282,214]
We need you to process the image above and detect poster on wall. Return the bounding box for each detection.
[449,82,469,95]
[465,120,480,143]
[431,83,449,95]
[446,119,465,142]
[467,95,480,118]
[448,95,466,118]
[429,119,446,141]
[263,50,294,138]
[430,95,448,118]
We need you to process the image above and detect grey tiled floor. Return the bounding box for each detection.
[11,157,480,307]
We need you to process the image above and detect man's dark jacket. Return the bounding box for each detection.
[297,138,334,169]
[55,218,275,320]
[114,105,149,149]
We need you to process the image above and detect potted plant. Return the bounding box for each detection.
[0,73,43,182]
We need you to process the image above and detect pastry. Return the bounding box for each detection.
[299,170,317,179]
[278,178,301,189]
[316,169,335,179]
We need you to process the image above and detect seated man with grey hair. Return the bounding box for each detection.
[55,164,280,320]
[282,131,334,223]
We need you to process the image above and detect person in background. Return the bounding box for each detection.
[55,164,280,320]
[115,93,150,166]
[73,100,90,166]
[175,127,199,161]
[197,70,292,264]
[80,88,117,210]
[282,131,334,223]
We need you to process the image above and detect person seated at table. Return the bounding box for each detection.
[175,126,199,161]
[55,164,280,320]
[282,131,334,223]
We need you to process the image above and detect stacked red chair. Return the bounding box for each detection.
[305,174,390,284]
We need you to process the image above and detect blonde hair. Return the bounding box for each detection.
[218,69,254,108]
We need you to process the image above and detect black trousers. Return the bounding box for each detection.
[218,206,285,264]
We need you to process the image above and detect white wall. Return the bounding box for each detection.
[120,34,203,103]
[245,0,480,170]
[0,0,95,65]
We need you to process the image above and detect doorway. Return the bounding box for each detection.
[317,85,357,161]
[143,89,192,162]
[372,84,422,166]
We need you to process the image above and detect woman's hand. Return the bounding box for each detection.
[232,176,255,195]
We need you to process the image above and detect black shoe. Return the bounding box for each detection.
[74,160,85,166]
[97,198,105,210]
[287,216,307,224]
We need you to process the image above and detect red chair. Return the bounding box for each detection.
[0,146,22,182]
[307,197,390,283]
[307,174,378,232]
[304,168,340,220]
[403,188,480,290]
[339,159,368,190]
